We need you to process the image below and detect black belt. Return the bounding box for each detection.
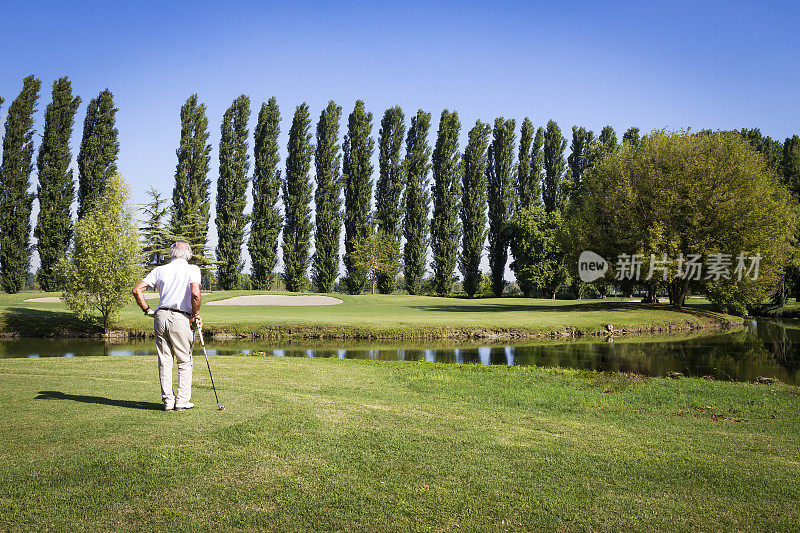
[158,307,192,317]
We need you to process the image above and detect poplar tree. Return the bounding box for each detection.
[517,118,535,210]
[77,89,119,219]
[486,117,516,297]
[215,95,251,290]
[0,75,40,293]
[622,127,641,147]
[171,94,212,270]
[567,126,594,200]
[542,120,567,213]
[311,100,343,293]
[599,125,618,153]
[403,110,432,295]
[531,127,545,207]
[430,109,461,295]
[342,100,375,294]
[459,120,491,298]
[374,106,405,294]
[34,76,81,291]
[282,103,314,292]
[249,97,282,289]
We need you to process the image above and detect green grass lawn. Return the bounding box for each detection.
[0,291,740,339]
[0,356,797,531]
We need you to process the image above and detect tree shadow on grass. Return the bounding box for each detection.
[2,307,102,336]
[35,390,163,411]
[410,300,730,320]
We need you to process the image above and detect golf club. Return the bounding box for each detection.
[196,319,224,411]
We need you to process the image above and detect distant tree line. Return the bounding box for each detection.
[1,75,799,312]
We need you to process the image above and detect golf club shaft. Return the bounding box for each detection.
[196,325,221,407]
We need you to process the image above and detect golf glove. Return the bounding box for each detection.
[144,308,156,317]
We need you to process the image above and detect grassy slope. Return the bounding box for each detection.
[0,356,797,531]
[0,291,740,339]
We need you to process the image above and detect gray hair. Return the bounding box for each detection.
[170,241,193,261]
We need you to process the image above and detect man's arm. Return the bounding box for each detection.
[132,281,154,315]
[190,282,201,326]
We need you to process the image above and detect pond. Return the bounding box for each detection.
[2,319,799,385]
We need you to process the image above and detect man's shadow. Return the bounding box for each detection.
[35,390,163,411]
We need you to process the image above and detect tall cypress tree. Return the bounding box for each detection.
[430,109,462,295]
[77,88,119,219]
[311,100,343,293]
[486,117,516,297]
[403,110,432,295]
[375,106,405,294]
[542,120,567,213]
[459,120,491,298]
[249,97,282,289]
[0,75,40,293]
[171,94,212,271]
[34,76,81,291]
[282,103,314,292]
[215,95,250,290]
[342,100,375,294]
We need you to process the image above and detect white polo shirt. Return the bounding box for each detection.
[142,258,202,314]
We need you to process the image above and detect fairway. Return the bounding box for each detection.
[1,355,797,531]
[0,291,740,339]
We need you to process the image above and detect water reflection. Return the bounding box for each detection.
[2,320,799,384]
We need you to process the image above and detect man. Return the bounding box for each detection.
[132,241,202,411]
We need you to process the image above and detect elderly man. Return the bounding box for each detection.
[132,241,202,411]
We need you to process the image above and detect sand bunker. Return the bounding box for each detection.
[208,295,343,306]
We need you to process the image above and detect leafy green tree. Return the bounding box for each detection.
[215,95,251,290]
[282,103,314,292]
[622,127,641,147]
[35,77,81,291]
[0,75,41,293]
[342,100,375,294]
[509,207,569,298]
[312,100,343,293]
[171,94,212,274]
[487,117,516,297]
[577,130,797,313]
[459,120,491,297]
[61,173,141,331]
[77,89,119,219]
[403,110,432,295]
[374,106,405,293]
[349,219,400,295]
[598,125,617,152]
[542,120,566,213]
[430,109,462,295]
[517,118,542,210]
[249,97,282,289]
[140,187,170,271]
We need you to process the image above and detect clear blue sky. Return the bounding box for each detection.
[1,0,798,272]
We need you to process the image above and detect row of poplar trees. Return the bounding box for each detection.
[165,93,643,296]
[0,75,118,294]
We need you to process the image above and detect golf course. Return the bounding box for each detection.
[0,291,742,339]
[1,355,798,531]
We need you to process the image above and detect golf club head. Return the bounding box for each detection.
[218,405,225,411]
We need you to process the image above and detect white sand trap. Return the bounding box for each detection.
[25,293,162,303]
[208,295,343,306]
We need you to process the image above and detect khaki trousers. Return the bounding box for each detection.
[154,309,194,406]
